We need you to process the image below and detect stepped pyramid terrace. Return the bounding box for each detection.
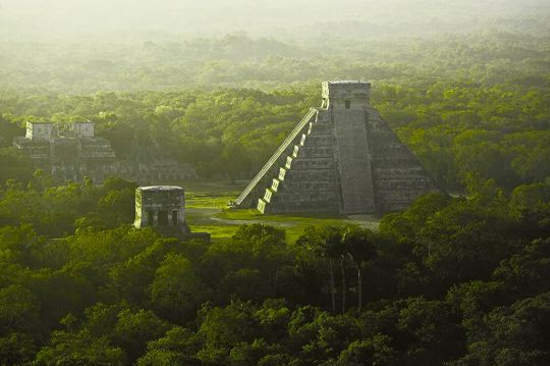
[13,121,197,184]
[233,81,437,215]
[13,121,117,183]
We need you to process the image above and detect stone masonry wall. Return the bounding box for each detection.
[333,109,376,214]
[265,110,340,214]
[366,107,436,213]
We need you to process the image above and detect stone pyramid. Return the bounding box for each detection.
[233,81,437,215]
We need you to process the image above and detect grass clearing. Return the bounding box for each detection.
[179,180,243,209]
[183,181,380,242]
[188,224,240,240]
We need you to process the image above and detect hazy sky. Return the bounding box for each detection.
[1,0,548,39]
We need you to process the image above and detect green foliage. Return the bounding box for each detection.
[337,335,398,366]
[0,177,137,237]
[35,331,126,366]
[137,326,201,366]
[0,184,547,364]
[0,148,33,185]
[112,308,171,363]
[450,292,550,366]
[151,254,211,323]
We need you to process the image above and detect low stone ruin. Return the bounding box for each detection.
[13,121,197,184]
[134,185,210,242]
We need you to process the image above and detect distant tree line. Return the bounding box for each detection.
[1,76,548,192]
[0,32,548,92]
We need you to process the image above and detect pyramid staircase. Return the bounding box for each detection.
[234,108,340,214]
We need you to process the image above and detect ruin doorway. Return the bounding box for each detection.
[172,210,178,225]
[158,211,168,226]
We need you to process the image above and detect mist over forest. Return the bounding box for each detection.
[1,0,549,93]
[1,0,550,39]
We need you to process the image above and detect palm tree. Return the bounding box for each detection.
[321,225,345,313]
[342,226,377,311]
[298,225,345,313]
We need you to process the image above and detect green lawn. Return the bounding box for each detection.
[183,181,243,209]
[183,181,380,242]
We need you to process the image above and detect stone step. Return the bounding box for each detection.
[290,158,335,170]
[309,124,333,134]
[305,135,334,146]
[298,146,334,158]
[264,199,339,214]
[283,169,335,181]
[271,190,340,201]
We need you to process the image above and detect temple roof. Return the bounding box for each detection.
[139,185,184,192]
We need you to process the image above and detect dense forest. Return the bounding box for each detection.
[0,174,549,364]
[1,3,550,363]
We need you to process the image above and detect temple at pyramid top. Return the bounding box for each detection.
[321,80,371,109]
[233,80,437,215]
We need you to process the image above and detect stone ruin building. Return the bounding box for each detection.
[13,121,197,184]
[134,185,210,241]
[234,81,437,215]
[13,121,117,182]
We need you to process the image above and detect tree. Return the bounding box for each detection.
[450,292,550,366]
[337,335,398,366]
[0,332,36,365]
[35,312,126,366]
[416,197,515,291]
[0,148,33,185]
[137,327,201,366]
[197,300,258,365]
[112,308,171,363]
[342,226,377,311]
[201,224,290,301]
[492,237,550,298]
[297,225,345,313]
[151,253,211,323]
